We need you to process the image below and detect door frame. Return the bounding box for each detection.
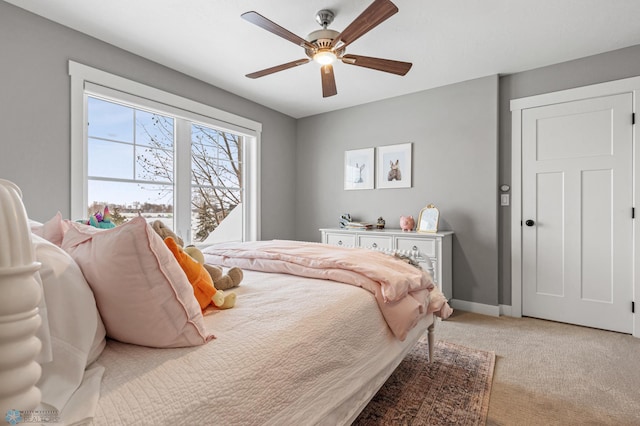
[510,75,640,338]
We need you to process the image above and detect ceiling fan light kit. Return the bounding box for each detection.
[314,50,337,65]
[242,0,412,98]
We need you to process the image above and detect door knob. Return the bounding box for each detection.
[525,220,535,227]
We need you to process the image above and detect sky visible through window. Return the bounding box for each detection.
[87,96,174,208]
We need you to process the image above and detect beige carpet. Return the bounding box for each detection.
[435,311,640,426]
[353,339,495,425]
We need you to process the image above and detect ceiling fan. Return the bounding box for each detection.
[241,0,412,98]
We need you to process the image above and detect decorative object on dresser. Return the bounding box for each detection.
[417,204,440,233]
[344,221,373,230]
[344,148,375,190]
[400,215,415,231]
[320,227,453,299]
[338,213,373,230]
[376,142,412,189]
[376,217,386,229]
[338,213,352,228]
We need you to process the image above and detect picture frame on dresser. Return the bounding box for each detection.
[376,143,412,189]
[344,148,375,190]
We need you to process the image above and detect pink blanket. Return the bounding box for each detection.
[202,240,452,340]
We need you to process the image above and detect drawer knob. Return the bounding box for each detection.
[412,245,418,251]
[338,240,343,246]
[372,243,378,248]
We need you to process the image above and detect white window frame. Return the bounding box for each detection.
[69,61,261,242]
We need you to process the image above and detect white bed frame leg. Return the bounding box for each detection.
[427,321,435,362]
[0,179,43,413]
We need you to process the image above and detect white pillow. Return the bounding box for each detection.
[32,234,106,412]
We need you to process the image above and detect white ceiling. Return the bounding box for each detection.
[7,0,640,118]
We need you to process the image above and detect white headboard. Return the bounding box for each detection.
[0,179,43,413]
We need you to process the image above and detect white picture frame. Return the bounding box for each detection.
[376,143,412,189]
[344,148,375,190]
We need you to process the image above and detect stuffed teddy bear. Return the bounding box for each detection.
[152,220,184,246]
[164,236,236,310]
[203,264,243,291]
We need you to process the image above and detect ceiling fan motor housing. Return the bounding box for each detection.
[305,29,341,58]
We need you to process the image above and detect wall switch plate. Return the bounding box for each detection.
[501,194,510,206]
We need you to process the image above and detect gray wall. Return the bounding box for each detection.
[498,44,640,305]
[0,1,297,240]
[296,76,500,305]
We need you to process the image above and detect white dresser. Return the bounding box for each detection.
[320,228,453,298]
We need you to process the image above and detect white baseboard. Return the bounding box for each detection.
[499,304,513,316]
[449,299,500,317]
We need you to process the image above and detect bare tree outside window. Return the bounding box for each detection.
[136,116,242,242]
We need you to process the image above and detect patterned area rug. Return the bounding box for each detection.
[353,339,495,426]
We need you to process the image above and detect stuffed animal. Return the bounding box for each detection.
[80,206,116,229]
[164,237,236,310]
[152,220,184,247]
[150,219,242,297]
[204,264,243,291]
[184,246,205,264]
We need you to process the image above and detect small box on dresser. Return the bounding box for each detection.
[320,228,453,299]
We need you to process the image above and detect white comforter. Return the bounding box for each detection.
[90,270,432,425]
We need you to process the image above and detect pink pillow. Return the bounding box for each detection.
[61,217,214,347]
[32,212,70,247]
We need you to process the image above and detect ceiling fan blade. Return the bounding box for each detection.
[242,11,315,51]
[342,54,412,76]
[246,58,311,79]
[331,0,398,49]
[321,64,337,98]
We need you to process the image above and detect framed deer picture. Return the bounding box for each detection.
[376,143,412,189]
[344,148,375,190]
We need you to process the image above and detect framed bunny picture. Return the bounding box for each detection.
[376,143,412,189]
[344,148,375,190]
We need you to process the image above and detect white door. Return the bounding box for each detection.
[522,93,633,333]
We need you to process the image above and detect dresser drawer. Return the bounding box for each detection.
[358,235,393,250]
[396,237,436,258]
[325,233,356,247]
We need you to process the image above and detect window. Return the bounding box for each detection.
[70,61,261,244]
[190,123,243,242]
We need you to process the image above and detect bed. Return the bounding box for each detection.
[0,179,452,425]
